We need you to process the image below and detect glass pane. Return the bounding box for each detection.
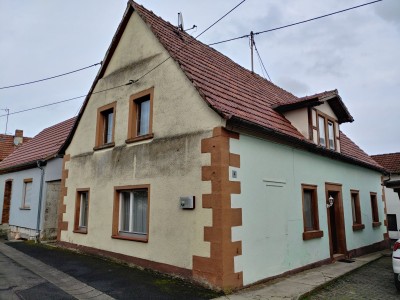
[102,110,113,144]
[133,189,148,234]
[138,100,150,136]
[351,194,357,224]
[328,121,335,150]
[24,182,32,207]
[80,192,88,227]
[303,190,314,230]
[318,116,326,147]
[120,191,131,232]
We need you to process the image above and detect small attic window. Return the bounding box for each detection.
[94,102,116,150]
[317,112,337,151]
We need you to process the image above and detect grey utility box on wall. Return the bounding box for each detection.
[180,196,195,210]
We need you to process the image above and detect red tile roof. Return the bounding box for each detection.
[371,153,400,174]
[0,134,32,162]
[0,117,76,171]
[339,131,382,170]
[65,1,383,173]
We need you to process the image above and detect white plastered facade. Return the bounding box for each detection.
[230,134,385,286]
[60,11,225,270]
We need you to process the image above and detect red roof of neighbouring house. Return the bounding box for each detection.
[0,133,31,161]
[0,117,76,172]
[62,1,383,173]
[371,153,400,174]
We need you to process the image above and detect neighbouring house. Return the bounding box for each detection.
[372,153,400,240]
[0,129,31,162]
[57,1,388,291]
[0,117,76,240]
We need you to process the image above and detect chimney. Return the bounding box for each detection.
[14,129,23,146]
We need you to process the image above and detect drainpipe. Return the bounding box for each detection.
[36,160,47,243]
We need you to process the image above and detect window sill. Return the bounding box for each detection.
[303,230,323,240]
[372,221,381,228]
[352,223,365,231]
[93,142,115,151]
[126,133,154,144]
[73,229,88,234]
[111,235,148,243]
[19,207,31,210]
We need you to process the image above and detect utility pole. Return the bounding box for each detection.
[250,31,254,73]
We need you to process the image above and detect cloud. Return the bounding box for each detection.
[374,0,400,28]
[276,77,310,96]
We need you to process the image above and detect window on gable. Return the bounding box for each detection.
[74,189,89,234]
[370,192,381,227]
[112,185,149,242]
[95,102,116,150]
[21,178,33,209]
[317,113,337,151]
[350,190,364,231]
[302,184,323,240]
[126,88,154,143]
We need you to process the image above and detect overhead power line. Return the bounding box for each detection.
[133,0,247,83]
[0,62,102,90]
[0,0,248,119]
[208,0,383,46]
[0,81,133,118]
[253,40,272,81]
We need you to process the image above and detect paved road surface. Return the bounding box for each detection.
[305,256,399,299]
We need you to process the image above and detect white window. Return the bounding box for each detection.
[79,192,89,228]
[318,116,326,147]
[328,121,335,150]
[74,189,89,233]
[119,189,148,239]
[137,99,150,136]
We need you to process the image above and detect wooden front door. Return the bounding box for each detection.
[1,180,12,224]
[325,183,347,258]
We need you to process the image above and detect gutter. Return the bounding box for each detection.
[35,160,47,243]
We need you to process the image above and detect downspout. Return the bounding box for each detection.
[36,160,47,243]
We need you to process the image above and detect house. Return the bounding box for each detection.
[0,129,31,162]
[57,1,388,290]
[0,117,76,241]
[372,153,400,240]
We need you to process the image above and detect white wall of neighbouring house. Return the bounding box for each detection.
[0,157,63,239]
[230,134,385,286]
[385,174,400,239]
[60,9,224,271]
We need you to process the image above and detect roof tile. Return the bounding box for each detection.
[0,117,76,171]
[371,153,400,174]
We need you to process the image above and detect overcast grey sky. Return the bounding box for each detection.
[0,0,399,155]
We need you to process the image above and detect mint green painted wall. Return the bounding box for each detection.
[230,134,385,286]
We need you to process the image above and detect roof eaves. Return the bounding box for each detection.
[227,116,385,174]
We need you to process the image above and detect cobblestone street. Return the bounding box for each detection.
[305,256,399,299]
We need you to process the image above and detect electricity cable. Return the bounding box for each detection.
[0,62,102,90]
[0,81,132,118]
[254,40,272,81]
[0,0,247,118]
[133,0,247,83]
[208,0,383,46]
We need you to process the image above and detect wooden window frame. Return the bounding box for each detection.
[21,178,33,210]
[302,184,323,240]
[316,111,337,151]
[350,190,365,231]
[94,102,116,150]
[112,184,150,243]
[370,192,381,227]
[126,88,154,144]
[73,188,90,234]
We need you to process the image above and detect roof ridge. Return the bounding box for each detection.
[131,1,299,103]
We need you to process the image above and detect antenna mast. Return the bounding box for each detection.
[250,31,254,73]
